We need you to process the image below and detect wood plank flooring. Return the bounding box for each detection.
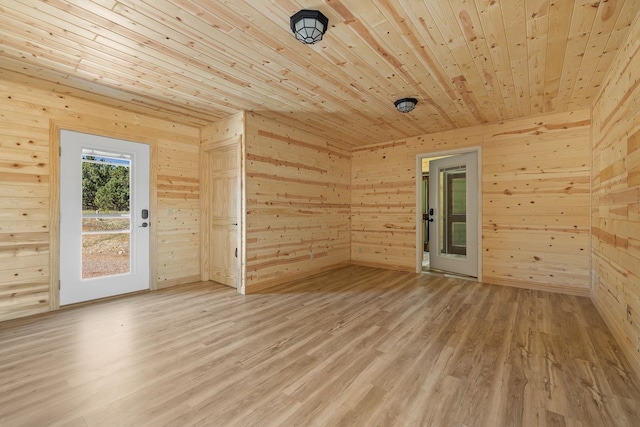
[1,265,640,426]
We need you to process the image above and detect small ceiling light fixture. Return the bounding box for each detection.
[290,9,329,44]
[394,97,418,113]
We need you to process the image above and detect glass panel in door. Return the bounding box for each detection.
[438,167,467,258]
[81,150,131,278]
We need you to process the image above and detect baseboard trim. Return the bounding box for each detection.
[156,274,201,289]
[591,292,640,380]
[348,260,414,273]
[246,262,350,294]
[482,276,590,297]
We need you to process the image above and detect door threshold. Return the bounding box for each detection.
[59,289,150,310]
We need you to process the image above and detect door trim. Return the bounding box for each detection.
[415,147,482,280]
[49,122,158,311]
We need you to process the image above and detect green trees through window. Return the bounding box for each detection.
[82,156,130,212]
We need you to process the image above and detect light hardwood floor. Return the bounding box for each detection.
[1,265,639,426]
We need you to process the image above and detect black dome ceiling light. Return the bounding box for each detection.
[290,9,329,44]
[394,97,418,113]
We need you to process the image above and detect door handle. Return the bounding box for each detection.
[138,222,148,228]
[427,218,434,223]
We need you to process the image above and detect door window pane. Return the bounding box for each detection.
[439,166,467,258]
[81,150,131,279]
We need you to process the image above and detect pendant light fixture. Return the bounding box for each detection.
[290,10,329,44]
[394,98,418,113]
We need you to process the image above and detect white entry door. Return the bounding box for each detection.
[59,130,150,305]
[428,152,478,277]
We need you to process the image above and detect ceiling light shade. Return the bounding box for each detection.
[290,10,329,44]
[394,97,418,113]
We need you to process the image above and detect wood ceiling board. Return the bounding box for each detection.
[1,0,638,145]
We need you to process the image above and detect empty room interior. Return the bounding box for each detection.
[1,1,640,425]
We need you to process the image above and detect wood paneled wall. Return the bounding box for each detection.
[154,135,201,289]
[591,15,640,376]
[244,112,351,291]
[201,113,245,144]
[0,72,201,322]
[352,109,592,295]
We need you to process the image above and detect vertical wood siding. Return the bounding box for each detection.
[244,113,351,291]
[591,15,640,376]
[352,109,592,295]
[0,73,200,321]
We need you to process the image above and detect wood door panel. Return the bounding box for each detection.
[208,145,238,288]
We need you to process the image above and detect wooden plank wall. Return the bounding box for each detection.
[201,113,245,144]
[591,15,640,376]
[0,72,201,322]
[243,112,351,292]
[155,131,201,289]
[352,109,592,295]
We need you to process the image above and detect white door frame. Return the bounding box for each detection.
[415,147,482,280]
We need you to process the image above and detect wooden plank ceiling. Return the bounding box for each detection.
[1,0,638,146]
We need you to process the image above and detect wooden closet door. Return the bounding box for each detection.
[208,144,239,288]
